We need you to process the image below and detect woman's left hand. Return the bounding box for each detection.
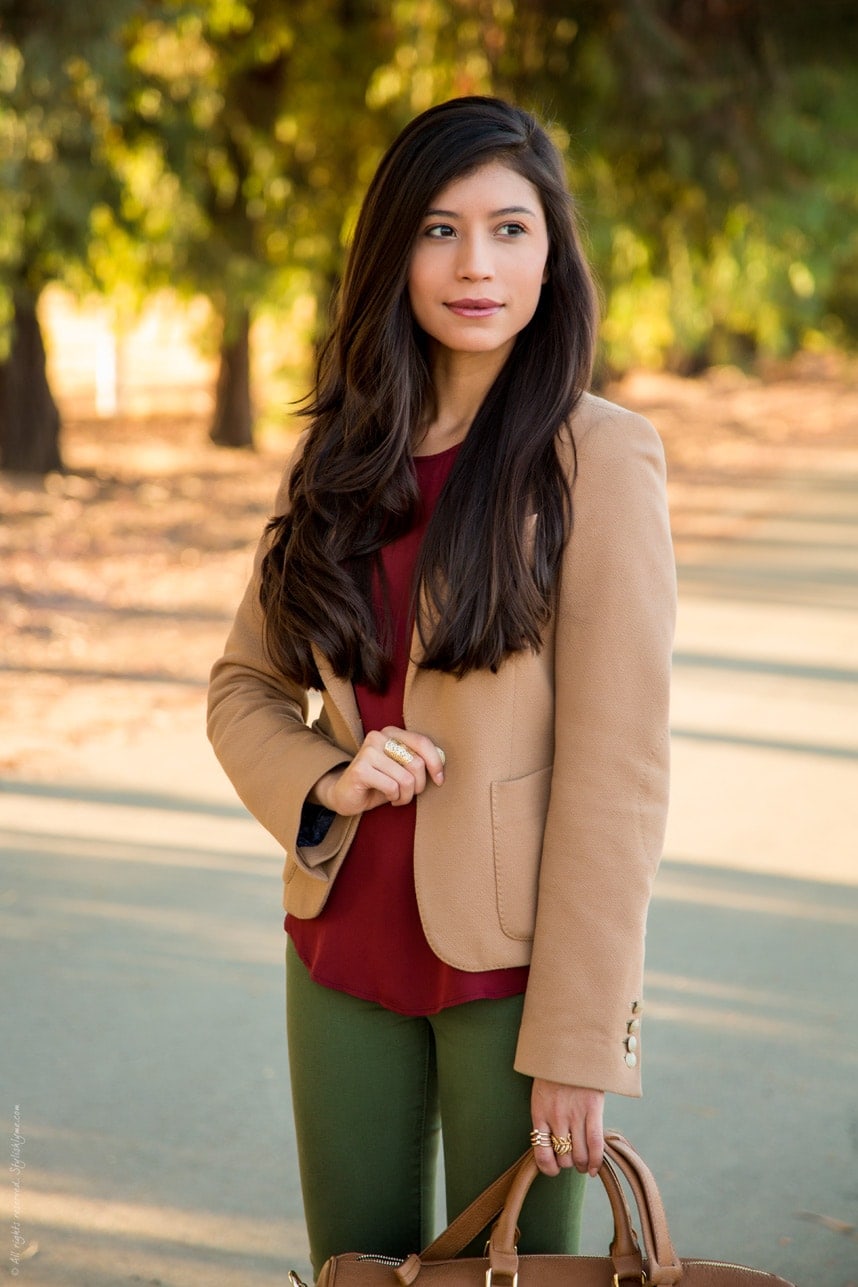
[530,1079,605,1178]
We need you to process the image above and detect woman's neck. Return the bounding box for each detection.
[413,343,511,456]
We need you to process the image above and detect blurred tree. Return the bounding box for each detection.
[494,0,858,370]
[122,0,401,447]
[0,0,146,472]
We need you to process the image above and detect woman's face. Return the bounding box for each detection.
[407,161,550,366]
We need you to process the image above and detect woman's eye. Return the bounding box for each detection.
[425,224,456,238]
[498,222,527,237]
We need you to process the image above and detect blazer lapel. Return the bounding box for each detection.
[403,588,432,718]
[312,644,364,751]
[310,593,432,739]
[402,629,422,719]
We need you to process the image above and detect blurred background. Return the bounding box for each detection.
[0,0,857,463]
[1,3,857,1286]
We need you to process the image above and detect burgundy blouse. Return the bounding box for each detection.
[286,442,530,1014]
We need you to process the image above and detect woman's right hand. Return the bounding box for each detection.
[309,726,445,817]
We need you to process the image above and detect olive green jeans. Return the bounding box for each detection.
[285,941,585,1276]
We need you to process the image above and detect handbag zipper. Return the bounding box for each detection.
[355,1255,406,1266]
[690,1263,781,1275]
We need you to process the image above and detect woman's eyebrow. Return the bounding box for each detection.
[423,205,537,218]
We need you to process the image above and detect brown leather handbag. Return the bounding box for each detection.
[292,1131,796,1287]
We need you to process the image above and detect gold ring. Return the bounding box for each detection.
[383,738,415,767]
[550,1134,573,1156]
[529,1129,552,1149]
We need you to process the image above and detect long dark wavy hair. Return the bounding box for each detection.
[260,96,598,691]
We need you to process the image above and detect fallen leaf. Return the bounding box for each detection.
[796,1211,858,1241]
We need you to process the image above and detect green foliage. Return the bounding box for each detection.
[498,0,858,369]
[119,0,398,350]
[0,0,148,329]
[1,0,856,381]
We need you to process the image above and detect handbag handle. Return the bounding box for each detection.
[398,1150,643,1286]
[487,1152,649,1286]
[602,1132,682,1285]
[414,1152,528,1265]
[489,1135,682,1287]
[397,1133,683,1287]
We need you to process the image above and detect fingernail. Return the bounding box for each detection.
[435,771,444,785]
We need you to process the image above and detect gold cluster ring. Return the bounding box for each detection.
[383,738,415,767]
[530,1129,573,1155]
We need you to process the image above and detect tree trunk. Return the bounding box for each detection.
[209,306,254,448]
[0,291,62,474]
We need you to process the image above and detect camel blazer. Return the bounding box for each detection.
[207,392,676,1097]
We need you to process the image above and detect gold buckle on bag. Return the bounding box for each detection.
[485,1273,518,1287]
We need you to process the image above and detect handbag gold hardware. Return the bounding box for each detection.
[485,1270,518,1287]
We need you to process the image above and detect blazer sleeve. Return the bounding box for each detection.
[206,440,355,872]
[514,405,676,1096]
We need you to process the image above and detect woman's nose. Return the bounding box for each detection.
[455,234,494,280]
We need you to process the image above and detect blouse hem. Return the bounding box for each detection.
[287,929,528,1017]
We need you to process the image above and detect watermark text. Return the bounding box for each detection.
[9,1105,25,1277]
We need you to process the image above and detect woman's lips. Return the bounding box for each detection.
[444,299,503,318]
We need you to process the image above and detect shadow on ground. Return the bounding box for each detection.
[3,802,857,1285]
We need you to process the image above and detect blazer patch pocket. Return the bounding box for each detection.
[490,765,553,941]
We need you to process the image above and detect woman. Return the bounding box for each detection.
[207,96,675,1274]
